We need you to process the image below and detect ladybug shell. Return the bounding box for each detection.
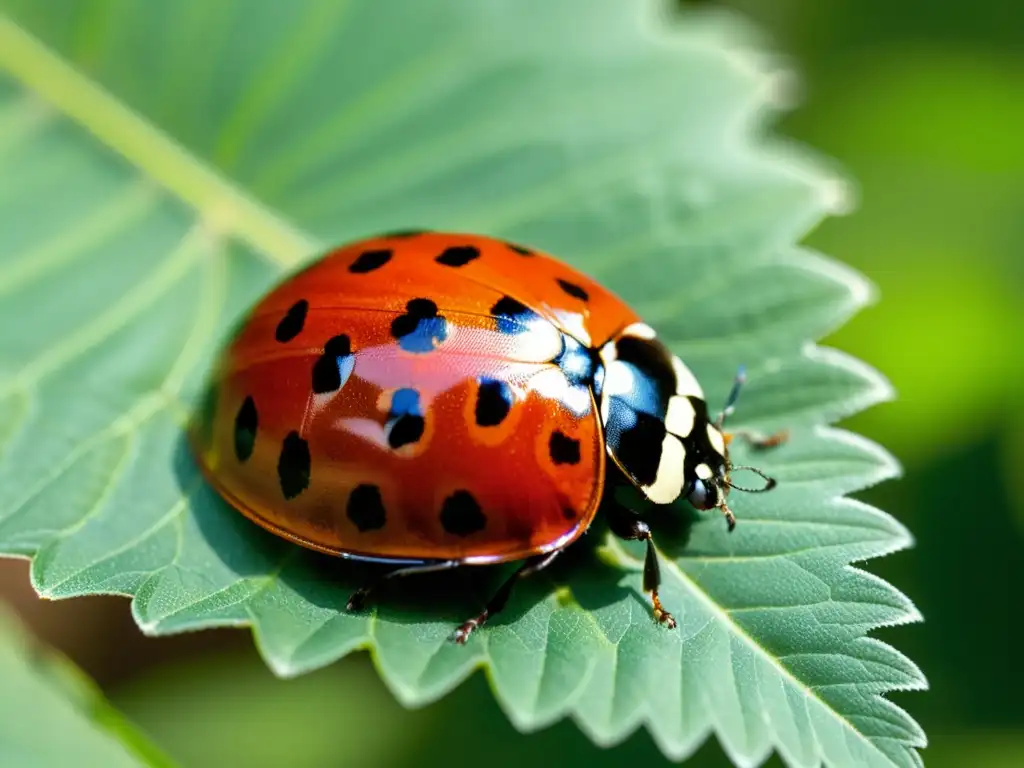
[190,232,644,564]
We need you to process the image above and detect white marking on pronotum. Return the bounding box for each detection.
[664,395,696,438]
[620,321,657,340]
[642,435,687,504]
[671,356,704,399]
[706,424,727,456]
[695,462,714,480]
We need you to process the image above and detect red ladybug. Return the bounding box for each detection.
[190,231,784,643]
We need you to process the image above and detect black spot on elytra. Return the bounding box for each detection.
[491,296,528,317]
[549,430,581,465]
[386,389,424,449]
[325,334,352,357]
[278,431,311,500]
[435,245,480,267]
[388,415,425,449]
[347,484,386,532]
[556,278,589,301]
[389,388,421,418]
[475,379,513,427]
[440,490,486,536]
[312,334,353,394]
[563,507,577,520]
[233,395,258,462]
[349,249,392,273]
[275,299,308,343]
[507,242,534,256]
[402,298,438,321]
[616,411,666,487]
[490,296,538,334]
[390,298,447,353]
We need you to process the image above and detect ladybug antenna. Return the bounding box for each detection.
[725,466,777,494]
[716,365,747,429]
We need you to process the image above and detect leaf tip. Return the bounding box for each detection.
[816,173,858,217]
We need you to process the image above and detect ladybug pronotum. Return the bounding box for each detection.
[190,231,784,643]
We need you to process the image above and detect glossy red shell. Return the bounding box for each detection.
[190,232,643,564]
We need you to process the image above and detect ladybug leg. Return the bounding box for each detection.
[716,365,788,451]
[345,559,460,613]
[725,428,789,451]
[607,507,677,629]
[451,551,561,645]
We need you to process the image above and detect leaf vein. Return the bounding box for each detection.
[0,15,318,267]
[3,224,213,395]
[43,496,188,596]
[661,547,900,764]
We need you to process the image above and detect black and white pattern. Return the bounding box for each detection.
[597,323,725,505]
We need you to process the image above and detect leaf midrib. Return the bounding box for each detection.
[604,538,904,766]
[0,14,318,269]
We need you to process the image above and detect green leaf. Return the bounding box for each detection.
[0,603,176,767]
[0,2,925,766]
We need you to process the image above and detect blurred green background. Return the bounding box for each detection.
[2,0,1022,766]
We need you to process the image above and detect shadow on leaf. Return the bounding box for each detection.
[171,425,702,637]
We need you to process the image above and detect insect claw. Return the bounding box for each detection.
[652,592,677,629]
[451,619,479,644]
[722,503,737,532]
[346,589,369,612]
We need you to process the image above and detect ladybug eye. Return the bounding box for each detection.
[687,480,716,510]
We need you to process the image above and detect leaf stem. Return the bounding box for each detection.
[0,14,319,269]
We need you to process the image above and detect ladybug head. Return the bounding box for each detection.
[685,367,779,532]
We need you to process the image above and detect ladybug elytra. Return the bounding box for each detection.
[190,231,785,643]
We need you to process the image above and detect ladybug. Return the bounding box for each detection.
[190,231,785,643]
